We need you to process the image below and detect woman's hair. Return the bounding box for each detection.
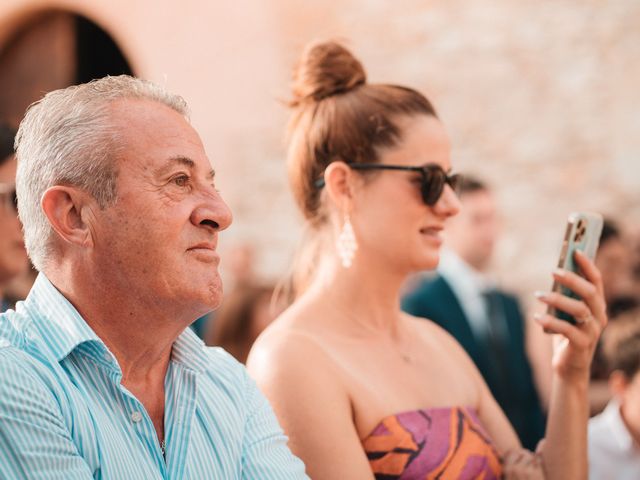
[205,283,275,364]
[287,40,438,226]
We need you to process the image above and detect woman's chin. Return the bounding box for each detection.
[411,253,440,272]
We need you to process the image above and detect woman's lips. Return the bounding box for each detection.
[419,227,443,245]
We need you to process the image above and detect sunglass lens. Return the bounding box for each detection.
[421,167,445,206]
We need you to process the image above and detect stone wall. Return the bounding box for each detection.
[0,0,637,302]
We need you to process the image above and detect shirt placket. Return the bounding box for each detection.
[163,362,197,479]
[119,384,168,477]
[98,347,167,478]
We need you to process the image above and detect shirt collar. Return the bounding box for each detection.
[24,273,103,363]
[438,249,494,294]
[171,326,209,374]
[24,273,211,373]
[602,400,638,452]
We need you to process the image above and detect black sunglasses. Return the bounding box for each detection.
[314,163,461,206]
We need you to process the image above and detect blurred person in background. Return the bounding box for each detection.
[248,40,607,479]
[589,219,638,415]
[205,283,280,363]
[595,219,635,315]
[589,308,640,479]
[402,176,546,450]
[0,124,30,311]
[225,243,257,288]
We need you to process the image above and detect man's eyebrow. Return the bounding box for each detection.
[156,156,215,180]
[156,156,195,174]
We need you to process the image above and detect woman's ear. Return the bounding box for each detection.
[323,161,355,210]
[41,186,96,248]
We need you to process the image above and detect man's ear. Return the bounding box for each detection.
[609,370,628,398]
[41,186,96,248]
[324,161,356,210]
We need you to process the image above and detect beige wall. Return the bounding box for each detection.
[1,0,638,301]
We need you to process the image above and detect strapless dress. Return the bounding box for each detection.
[362,406,502,479]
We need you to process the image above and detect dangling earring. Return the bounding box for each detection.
[336,213,358,268]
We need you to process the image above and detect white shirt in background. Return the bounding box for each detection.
[589,400,640,480]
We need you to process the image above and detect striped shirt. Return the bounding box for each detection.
[0,274,308,479]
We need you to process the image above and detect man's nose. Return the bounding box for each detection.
[190,190,233,232]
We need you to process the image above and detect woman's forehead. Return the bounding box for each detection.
[381,115,451,170]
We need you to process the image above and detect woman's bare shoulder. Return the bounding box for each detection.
[247,304,336,381]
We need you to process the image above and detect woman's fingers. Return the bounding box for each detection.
[574,250,608,329]
[573,249,604,296]
[533,313,591,348]
[552,252,607,328]
[535,290,592,325]
[503,448,544,479]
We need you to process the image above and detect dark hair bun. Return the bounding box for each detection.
[291,41,366,105]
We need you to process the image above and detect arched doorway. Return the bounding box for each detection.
[0,10,133,127]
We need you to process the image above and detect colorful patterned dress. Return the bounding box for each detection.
[362,406,503,479]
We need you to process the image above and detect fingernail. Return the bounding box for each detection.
[534,290,547,299]
[553,268,566,277]
[533,313,544,322]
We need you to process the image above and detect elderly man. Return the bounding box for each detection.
[0,124,29,311]
[0,76,307,479]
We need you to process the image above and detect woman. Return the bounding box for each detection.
[247,41,606,479]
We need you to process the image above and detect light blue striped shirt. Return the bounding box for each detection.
[0,274,308,479]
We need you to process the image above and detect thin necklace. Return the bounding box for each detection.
[160,439,166,458]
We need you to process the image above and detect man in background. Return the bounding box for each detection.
[402,176,545,450]
[0,124,29,311]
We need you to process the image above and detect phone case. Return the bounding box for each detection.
[548,212,603,323]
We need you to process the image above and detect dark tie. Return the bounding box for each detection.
[480,289,511,399]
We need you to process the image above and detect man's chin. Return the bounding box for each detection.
[205,276,224,307]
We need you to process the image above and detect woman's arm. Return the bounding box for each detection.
[247,330,375,480]
[533,251,607,480]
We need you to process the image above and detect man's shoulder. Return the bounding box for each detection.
[0,308,30,350]
[402,274,455,315]
[404,274,451,300]
[198,345,252,397]
[0,340,63,410]
[202,344,245,376]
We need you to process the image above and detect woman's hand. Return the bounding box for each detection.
[533,250,608,382]
[503,449,545,479]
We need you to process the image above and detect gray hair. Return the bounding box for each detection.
[15,75,189,271]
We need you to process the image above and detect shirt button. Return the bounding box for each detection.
[131,411,143,423]
[103,352,111,362]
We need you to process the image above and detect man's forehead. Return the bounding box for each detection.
[107,99,212,174]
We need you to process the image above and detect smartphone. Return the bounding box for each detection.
[547,212,603,324]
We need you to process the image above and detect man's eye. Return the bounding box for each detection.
[173,175,189,187]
